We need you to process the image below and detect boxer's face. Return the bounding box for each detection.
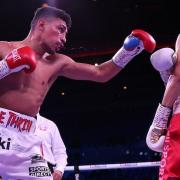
[40,18,68,54]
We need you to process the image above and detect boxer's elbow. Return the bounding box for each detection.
[94,73,113,83]
[169,74,180,86]
[174,75,180,84]
[171,60,180,80]
[98,78,110,83]
[94,75,109,83]
[93,65,118,83]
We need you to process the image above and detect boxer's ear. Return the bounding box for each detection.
[36,19,46,32]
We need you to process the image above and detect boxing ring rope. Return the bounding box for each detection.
[65,161,160,171]
[65,161,160,180]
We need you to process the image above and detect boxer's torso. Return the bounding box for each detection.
[0,41,65,117]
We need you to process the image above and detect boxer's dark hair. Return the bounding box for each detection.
[31,6,72,30]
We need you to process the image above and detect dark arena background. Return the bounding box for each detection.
[0,0,178,179]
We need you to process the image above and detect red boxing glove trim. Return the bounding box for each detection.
[131,29,156,52]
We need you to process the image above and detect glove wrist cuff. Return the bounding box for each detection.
[0,59,10,79]
[153,103,171,129]
[112,41,144,68]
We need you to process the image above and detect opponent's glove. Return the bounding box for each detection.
[0,46,36,79]
[146,104,171,152]
[112,29,156,68]
[150,48,176,85]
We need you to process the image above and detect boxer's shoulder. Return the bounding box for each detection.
[0,41,11,47]
[0,41,23,59]
[45,53,72,62]
[0,41,23,49]
[0,41,13,59]
[44,53,74,72]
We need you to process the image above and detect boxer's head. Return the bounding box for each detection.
[30,6,72,54]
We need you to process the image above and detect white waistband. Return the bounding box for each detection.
[0,107,36,134]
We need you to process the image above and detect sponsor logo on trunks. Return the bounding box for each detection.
[159,131,170,179]
[31,154,45,164]
[0,135,11,150]
[29,166,51,177]
[0,111,32,132]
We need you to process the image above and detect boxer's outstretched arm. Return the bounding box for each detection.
[60,29,156,82]
[61,58,121,82]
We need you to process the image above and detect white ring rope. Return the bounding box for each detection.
[65,161,160,171]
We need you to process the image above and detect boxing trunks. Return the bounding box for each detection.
[0,107,52,180]
[159,113,180,180]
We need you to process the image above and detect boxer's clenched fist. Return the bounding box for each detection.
[146,104,171,152]
[112,29,156,68]
[0,46,36,79]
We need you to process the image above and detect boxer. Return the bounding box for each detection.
[0,6,155,179]
[146,47,176,152]
[147,33,180,179]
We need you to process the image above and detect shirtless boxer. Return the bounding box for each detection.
[146,34,180,179]
[0,6,155,179]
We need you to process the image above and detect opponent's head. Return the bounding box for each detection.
[31,6,72,54]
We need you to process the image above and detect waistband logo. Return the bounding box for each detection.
[0,110,33,133]
[0,136,11,150]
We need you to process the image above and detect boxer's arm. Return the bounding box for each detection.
[51,123,67,175]
[60,29,155,82]
[151,34,180,108]
[61,57,121,82]
[161,66,180,108]
[36,114,66,179]
[53,170,63,180]
[146,35,180,152]
[175,34,180,52]
[162,35,180,108]
[147,55,180,152]
[146,48,175,152]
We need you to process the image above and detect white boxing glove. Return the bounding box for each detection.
[150,48,176,84]
[150,47,175,71]
[146,104,171,152]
